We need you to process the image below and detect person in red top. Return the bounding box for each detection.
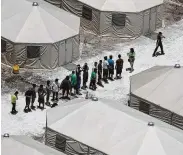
[115,54,124,79]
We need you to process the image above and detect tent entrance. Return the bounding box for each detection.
[143,7,157,35]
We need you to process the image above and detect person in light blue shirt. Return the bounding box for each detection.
[108,55,114,80]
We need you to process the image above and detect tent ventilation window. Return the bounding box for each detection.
[27,46,40,59]
[112,14,126,27]
[32,2,39,6]
[82,6,92,21]
[1,39,7,53]
[55,134,66,152]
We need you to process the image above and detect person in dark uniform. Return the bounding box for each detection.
[38,85,46,109]
[31,84,36,109]
[115,54,124,79]
[60,76,70,99]
[24,88,32,112]
[152,32,165,57]
[108,55,114,80]
[97,60,103,86]
[82,63,89,89]
[46,80,52,105]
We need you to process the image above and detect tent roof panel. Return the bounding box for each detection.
[77,0,164,12]
[1,135,65,155]
[48,99,183,155]
[1,0,80,44]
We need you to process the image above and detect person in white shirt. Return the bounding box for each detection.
[103,56,109,83]
[52,79,59,101]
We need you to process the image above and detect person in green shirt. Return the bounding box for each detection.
[70,71,77,95]
[11,91,18,114]
[127,48,136,72]
[89,68,97,90]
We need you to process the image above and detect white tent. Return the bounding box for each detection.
[46,0,164,38]
[46,98,183,155]
[1,0,80,69]
[129,65,183,130]
[2,134,65,155]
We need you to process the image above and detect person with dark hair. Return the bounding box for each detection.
[24,88,32,112]
[71,71,77,95]
[152,32,165,57]
[97,60,104,87]
[46,80,52,105]
[103,56,109,83]
[76,64,82,95]
[127,48,135,72]
[31,84,36,110]
[108,55,114,80]
[38,85,46,109]
[89,68,97,90]
[11,91,18,114]
[52,79,59,101]
[82,63,89,89]
[93,62,98,71]
[60,76,71,99]
[115,54,124,79]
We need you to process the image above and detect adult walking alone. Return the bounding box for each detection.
[152,32,165,57]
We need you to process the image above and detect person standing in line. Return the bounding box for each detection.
[24,88,32,112]
[108,55,114,80]
[115,54,124,79]
[11,91,19,114]
[103,56,109,83]
[30,84,36,110]
[82,63,89,89]
[38,85,46,109]
[89,68,97,90]
[127,48,135,72]
[70,71,77,95]
[60,76,71,99]
[152,32,165,57]
[52,79,59,101]
[76,64,82,95]
[97,60,103,86]
[46,80,52,105]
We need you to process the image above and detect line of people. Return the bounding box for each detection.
[10,48,136,114]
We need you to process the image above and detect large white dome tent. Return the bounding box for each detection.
[129,65,183,130]
[46,0,164,38]
[46,98,183,155]
[1,0,80,69]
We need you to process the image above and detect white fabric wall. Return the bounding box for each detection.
[1,36,80,69]
[61,0,100,34]
[156,5,163,29]
[130,94,183,130]
[100,12,143,38]
[46,128,106,155]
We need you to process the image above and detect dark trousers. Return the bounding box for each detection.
[103,69,108,81]
[52,92,58,100]
[62,89,69,97]
[153,43,164,55]
[31,97,36,107]
[46,92,50,102]
[12,103,16,113]
[98,71,102,83]
[90,79,96,89]
[25,97,31,110]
